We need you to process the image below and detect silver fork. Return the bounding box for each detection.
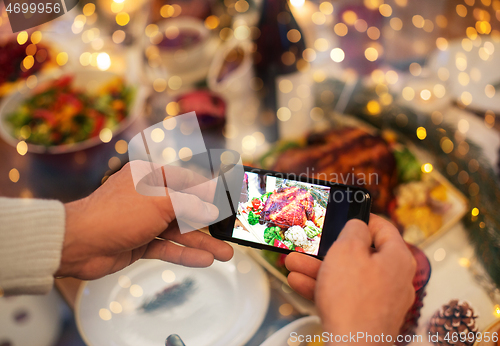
[166,334,186,346]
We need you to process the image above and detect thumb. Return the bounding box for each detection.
[335,218,372,250]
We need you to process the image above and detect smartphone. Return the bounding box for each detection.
[209,166,371,259]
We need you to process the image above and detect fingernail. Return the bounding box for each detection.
[206,203,219,220]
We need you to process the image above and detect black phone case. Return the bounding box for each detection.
[209,166,372,259]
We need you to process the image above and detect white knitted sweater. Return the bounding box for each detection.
[0,197,65,295]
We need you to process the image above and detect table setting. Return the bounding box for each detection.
[0,0,500,345]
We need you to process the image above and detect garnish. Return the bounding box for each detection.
[139,278,196,313]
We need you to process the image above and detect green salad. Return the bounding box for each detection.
[7,75,134,146]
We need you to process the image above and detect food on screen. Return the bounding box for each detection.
[233,172,329,256]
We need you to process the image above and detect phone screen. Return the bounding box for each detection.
[229,170,362,256]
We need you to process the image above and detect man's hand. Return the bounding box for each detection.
[55,162,233,280]
[285,214,416,344]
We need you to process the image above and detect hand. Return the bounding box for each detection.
[285,214,416,344]
[56,161,234,280]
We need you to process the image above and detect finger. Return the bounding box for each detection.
[287,272,316,301]
[128,161,217,202]
[143,239,216,267]
[368,214,406,253]
[168,191,219,224]
[160,227,234,262]
[285,252,322,279]
[163,166,217,202]
[128,160,165,188]
[335,218,372,250]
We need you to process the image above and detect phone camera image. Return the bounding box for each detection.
[232,171,330,256]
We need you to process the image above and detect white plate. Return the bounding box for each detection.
[0,289,63,346]
[259,316,322,346]
[427,38,500,113]
[75,247,270,346]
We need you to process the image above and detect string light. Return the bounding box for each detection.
[179,147,193,161]
[367,26,380,40]
[277,107,292,121]
[422,163,433,173]
[436,37,448,51]
[99,128,112,143]
[115,140,128,154]
[330,48,345,62]
[17,31,28,45]
[17,141,28,155]
[354,19,368,32]
[409,62,422,76]
[402,87,415,101]
[342,11,358,25]
[109,302,122,314]
[116,12,130,26]
[459,258,471,268]
[83,3,95,16]
[56,52,68,66]
[379,4,392,17]
[130,284,143,297]
[96,53,111,71]
[412,15,425,28]
[485,84,496,98]
[390,17,403,31]
[162,148,177,162]
[456,4,468,17]
[319,2,334,15]
[364,47,379,61]
[312,12,326,25]
[334,23,348,36]
[290,0,305,8]
[168,76,182,90]
[366,100,381,115]
[416,127,427,140]
[99,309,112,321]
[9,169,20,183]
[494,305,500,318]
[30,31,42,44]
[420,89,431,101]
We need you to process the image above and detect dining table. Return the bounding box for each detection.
[2,0,500,345]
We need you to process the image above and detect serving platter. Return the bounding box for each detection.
[249,112,468,284]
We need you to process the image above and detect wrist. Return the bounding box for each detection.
[321,317,395,346]
[55,198,88,277]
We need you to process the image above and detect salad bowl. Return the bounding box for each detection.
[0,68,149,155]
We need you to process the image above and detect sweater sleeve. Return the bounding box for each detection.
[0,197,66,295]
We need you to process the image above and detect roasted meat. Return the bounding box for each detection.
[272,127,397,213]
[262,186,315,227]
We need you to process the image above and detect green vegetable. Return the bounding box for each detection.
[393,147,421,183]
[260,192,272,202]
[264,226,282,245]
[248,211,260,225]
[305,224,321,238]
[259,140,303,169]
[283,240,295,251]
